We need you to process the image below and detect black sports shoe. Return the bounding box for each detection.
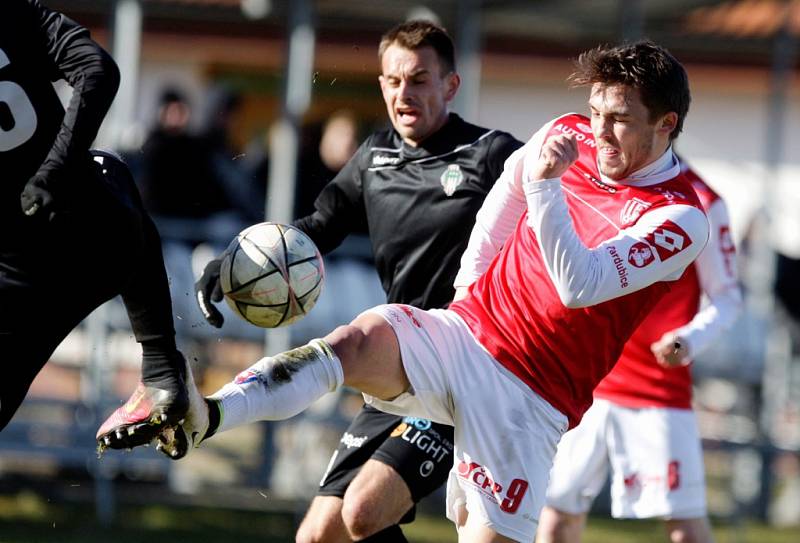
[96,355,189,452]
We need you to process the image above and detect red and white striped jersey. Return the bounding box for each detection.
[450,114,709,428]
[594,165,742,408]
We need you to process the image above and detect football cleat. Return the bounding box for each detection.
[96,356,190,453]
[154,362,210,460]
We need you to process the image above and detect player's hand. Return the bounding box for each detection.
[528,134,579,182]
[195,257,225,327]
[651,333,690,368]
[20,172,57,221]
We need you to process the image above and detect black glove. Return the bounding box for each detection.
[195,257,225,328]
[20,172,57,221]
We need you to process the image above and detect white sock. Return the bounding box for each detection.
[210,339,344,433]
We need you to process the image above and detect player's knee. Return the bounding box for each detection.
[328,314,389,356]
[341,494,385,540]
[295,513,339,543]
[325,314,405,398]
[537,507,584,543]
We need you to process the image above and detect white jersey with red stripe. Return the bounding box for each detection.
[449,114,709,428]
[594,165,742,408]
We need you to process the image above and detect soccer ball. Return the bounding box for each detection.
[220,222,325,328]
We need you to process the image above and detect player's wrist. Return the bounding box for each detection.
[522,176,560,193]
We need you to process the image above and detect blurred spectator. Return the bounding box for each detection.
[770,174,800,330]
[197,85,265,225]
[295,110,360,218]
[139,87,242,245]
[137,85,258,341]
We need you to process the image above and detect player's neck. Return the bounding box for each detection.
[598,147,678,187]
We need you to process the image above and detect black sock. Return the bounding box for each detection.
[203,399,222,440]
[357,525,408,543]
[141,337,183,382]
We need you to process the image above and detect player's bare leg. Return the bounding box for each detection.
[664,517,714,543]
[340,459,413,540]
[455,505,518,543]
[296,496,350,543]
[296,459,413,542]
[536,506,587,543]
[327,312,408,399]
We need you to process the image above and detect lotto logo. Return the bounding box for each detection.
[456,461,529,514]
[643,220,692,261]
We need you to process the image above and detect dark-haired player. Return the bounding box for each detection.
[151,40,709,542]
[0,0,188,448]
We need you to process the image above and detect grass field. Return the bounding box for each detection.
[1,491,799,543]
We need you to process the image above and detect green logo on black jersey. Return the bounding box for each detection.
[440,164,464,196]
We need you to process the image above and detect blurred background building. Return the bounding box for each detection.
[1,0,799,539]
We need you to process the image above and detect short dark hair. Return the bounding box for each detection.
[379,20,456,75]
[569,41,690,140]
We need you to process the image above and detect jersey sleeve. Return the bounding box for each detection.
[524,178,710,308]
[453,123,550,289]
[28,0,120,178]
[672,198,743,356]
[292,142,368,255]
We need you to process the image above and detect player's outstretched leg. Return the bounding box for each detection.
[88,150,190,451]
[152,312,406,458]
[155,338,345,459]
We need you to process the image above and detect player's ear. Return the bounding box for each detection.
[444,72,460,102]
[657,111,678,137]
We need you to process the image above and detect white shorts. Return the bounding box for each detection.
[363,304,568,542]
[545,398,707,519]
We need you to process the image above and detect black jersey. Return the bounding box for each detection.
[294,114,522,310]
[0,0,119,223]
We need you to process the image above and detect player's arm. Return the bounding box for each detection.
[21,0,120,218]
[524,134,710,308]
[196,141,368,327]
[292,146,368,254]
[453,123,552,299]
[651,198,742,366]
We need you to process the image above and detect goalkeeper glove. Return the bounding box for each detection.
[195,257,225,328]
[20,172,57,220]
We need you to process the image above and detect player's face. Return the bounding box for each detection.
[379,44,460,146]
[588,83,677,180]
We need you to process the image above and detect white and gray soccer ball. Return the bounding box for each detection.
[220,222,325,328]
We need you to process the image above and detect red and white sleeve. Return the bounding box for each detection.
[672,198,743,356]
[524,179,710,308]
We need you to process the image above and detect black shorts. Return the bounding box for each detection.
[318,404,454,506]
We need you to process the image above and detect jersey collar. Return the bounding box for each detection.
[399,113,464,160]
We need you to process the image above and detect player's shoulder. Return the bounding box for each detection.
[455,117,523,159]
[360,125,402,169]
[680,163,722,209]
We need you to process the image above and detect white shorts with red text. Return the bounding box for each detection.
[363,304,568,542]
[545,398,707,519]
